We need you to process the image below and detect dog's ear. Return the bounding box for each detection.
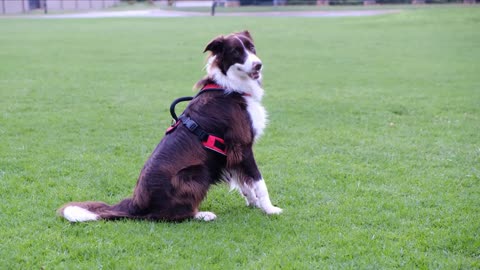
[204,36,224,54]
[240,30,253,41]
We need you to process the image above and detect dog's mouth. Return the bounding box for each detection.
[248,71,260,80]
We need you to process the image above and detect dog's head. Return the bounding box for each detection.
[204,31,263,85]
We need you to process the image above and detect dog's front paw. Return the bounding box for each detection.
[263,206,283,215]
[194,211,217,221]
[245,198,261,208]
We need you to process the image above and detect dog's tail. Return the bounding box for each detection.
[57,198,138,222]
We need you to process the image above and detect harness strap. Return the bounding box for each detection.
[169,84,224,122]
[202,83,223,91]
[165,84,227,156]
[179,115,209,141]
[179,115,226,156]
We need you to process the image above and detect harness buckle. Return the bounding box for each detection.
[169,106,227,156]
[179,116,209,141]
[183,118,199,131]
[203,135,226,156]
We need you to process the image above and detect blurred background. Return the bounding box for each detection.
[2,0,477,15]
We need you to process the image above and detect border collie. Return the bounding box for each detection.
[58,30,282,222]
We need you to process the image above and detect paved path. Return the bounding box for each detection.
[38,9,400,19]
[215,10,400,17]
[41,9,204,18]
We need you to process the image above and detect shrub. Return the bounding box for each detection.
[286,0,317,5]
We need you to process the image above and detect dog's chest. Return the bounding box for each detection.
[245,97,267,140]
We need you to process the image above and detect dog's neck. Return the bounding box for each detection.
[205,56,264,102]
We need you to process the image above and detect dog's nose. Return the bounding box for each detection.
[253,62,262,71]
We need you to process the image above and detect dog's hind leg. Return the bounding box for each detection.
[170,165,217,222]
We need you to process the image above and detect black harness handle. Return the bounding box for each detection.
[169,88,225,122]
[165,86,227,156]
[169,96,193,122]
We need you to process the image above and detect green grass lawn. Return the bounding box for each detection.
[1,6,479,269]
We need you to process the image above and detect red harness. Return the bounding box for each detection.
[202,83,224,91]
[165,84,227,156]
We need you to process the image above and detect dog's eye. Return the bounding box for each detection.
[243,42,255,53]
[231,47,243,57]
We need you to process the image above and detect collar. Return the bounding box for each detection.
[201,83,223,91]
[201,83,251,97]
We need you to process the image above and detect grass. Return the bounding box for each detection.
[1,5,479,269]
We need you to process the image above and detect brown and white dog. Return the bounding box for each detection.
[58,31,282,222]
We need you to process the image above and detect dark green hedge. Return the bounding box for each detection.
[126,0,465,4]
[246,0,463,4]
[286,0,317,5]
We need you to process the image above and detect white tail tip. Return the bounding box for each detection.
[62,206,99,222]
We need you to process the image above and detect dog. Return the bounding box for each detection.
[58,30,282,222]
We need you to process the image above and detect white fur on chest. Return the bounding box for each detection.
[205,56,268,140]
[245,96,267,141]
